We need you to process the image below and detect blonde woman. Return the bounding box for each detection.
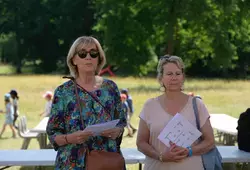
[46,36,126,169]
[136,55,215,170]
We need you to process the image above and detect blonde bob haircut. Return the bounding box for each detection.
[157,55,185,82]
[67,36,106,78]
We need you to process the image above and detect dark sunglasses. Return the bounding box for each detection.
[160,55,171,60]
[77,50,99,59]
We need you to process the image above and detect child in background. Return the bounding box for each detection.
[39,91,53,117]
[120,93,133,137]
[121,88,137,135]
[0,93,17,138]
[10,89,19,129]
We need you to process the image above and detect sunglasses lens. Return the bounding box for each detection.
[160,55,170,60]
[78,51,87,58]
[77,50,99,59]
[89,51,99,58]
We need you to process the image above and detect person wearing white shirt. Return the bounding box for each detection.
[40,91,53,117]
[10,90,19,130]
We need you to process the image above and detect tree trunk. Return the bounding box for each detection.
[15,36,22,74]
[166,1,178,55]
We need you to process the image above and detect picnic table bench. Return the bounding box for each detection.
[0,146,250,170]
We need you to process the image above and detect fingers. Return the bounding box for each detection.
[169,141,175,146]
[101,133,113,138]
[173,154,188,162]
[101,131,118,139]
[173,148,186,155]
[101,128,119,138]
[171,146,185,152]
[81,130,94,137]
[102,128,118,134]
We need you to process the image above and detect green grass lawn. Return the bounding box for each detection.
[0,64,15,74]
[0,75,249,170]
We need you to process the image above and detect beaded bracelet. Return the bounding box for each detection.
[187,146,193,157]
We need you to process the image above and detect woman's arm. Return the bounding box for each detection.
[136,118,160,160]
[192,119,215,155]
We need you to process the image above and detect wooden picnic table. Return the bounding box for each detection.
[210,113,238,145]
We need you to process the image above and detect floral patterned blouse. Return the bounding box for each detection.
[46,78,127,170]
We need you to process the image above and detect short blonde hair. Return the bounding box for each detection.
[157,55,185,82]
[67,36,106,78]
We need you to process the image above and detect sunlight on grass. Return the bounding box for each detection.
[0,64,15,74]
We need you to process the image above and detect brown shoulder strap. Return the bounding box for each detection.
[73,80,85,130]
[63,76,119,129]
[76,83,111,115]
[63,76,85,130]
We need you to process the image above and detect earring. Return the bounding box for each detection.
[160,84,165,92]
[180,83,184,91]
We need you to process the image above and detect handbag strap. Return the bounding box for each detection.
[63,76,119,130]
[192,96,201,130]
[76,83,111,115]
[62,76,85,130]
[73,79,85,130]
[76,80,120,120]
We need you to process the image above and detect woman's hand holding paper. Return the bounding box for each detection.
[161,142,189,162]
[101,127,122,140]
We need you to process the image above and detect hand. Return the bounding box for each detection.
[101,127,122,140]
[161,142,188,162]
[67,130,93,144]
[170,142,189,158]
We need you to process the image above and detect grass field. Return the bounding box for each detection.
[0,75,249,169]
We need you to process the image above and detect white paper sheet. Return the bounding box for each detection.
[84,119,120,136]
[158,113,202,148]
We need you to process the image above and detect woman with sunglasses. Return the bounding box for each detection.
[136,55,215,170]
[46,36,127,169]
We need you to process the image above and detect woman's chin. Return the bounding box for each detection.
[80,69,96,74]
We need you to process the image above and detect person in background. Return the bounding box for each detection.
[0,93,17,138]
[39,91,53,117]
[121,88,137,135]
[121,93,133,137]
[10,90,19,129]
[188,92,202,99]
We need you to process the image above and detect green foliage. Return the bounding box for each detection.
[0,0,250,76]
[0,33,17,64]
